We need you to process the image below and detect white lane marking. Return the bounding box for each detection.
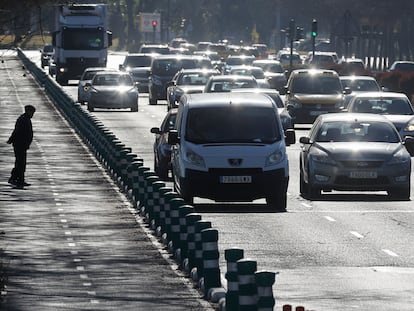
[324,216,336,222]
[90,300,99,304]
[87,291,96,296]
[350,231,364,239]
[68,243,76,247]
[76,266,85,271]
[80,274,89,279]
[382,249,399,257]
[301,202,312,208]
[83,282,92,287]
[74,258,82,263]
[60,219,67,223]
[65,231,71,235]
[300,210,414,213]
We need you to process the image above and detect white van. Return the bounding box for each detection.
[168,92,295,211]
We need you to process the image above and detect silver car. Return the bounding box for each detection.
[86,71,139,112]
[299,113,414,200]
[77,67,111,104]
[346,92,414,138]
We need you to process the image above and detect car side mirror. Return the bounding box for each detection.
[168,130,180,145]
[150,127,161,135]
[166,81,175,87]
[279,86,288,95]
[284,129,296,146]
[119,64,124,71]
[404,136,414,156]
[299,136,311,144]
[343,87,352,95]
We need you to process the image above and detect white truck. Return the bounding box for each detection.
[51,4,112,85]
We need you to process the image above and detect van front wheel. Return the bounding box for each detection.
[266,193,287,212]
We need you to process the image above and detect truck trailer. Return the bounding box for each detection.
[51,4,112,85]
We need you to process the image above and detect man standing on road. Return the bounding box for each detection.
[7,105,36,189]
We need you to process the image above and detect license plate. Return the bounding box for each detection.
[220,176,252,183]
[310,110,328,116]
[349,171,377,179]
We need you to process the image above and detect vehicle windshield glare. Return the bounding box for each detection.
[124,56,152,67]
[316,121,400,143]
[186,106,281,144]
[340,79,380,92]
[291,76,342,94]
[352,98,414,115]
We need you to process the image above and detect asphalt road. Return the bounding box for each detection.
[23,50,414,310]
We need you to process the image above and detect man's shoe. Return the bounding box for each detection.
[14,184,25,189]
[22,182,31,187]
[8,178,17,185]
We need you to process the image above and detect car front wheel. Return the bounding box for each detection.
[388,185,410,201]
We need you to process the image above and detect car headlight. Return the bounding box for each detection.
[388,148,410,165]
[266,150,284,166]
[184,148,205,167]
[309,148,337,165]
[403,122,414,133]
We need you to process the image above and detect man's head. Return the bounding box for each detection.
[24,105,36,118]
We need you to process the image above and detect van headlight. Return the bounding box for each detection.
[184,148,205,167]
[266,150,284,166]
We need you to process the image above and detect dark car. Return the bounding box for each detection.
[86,71,139,112]
[148,55,212,105]
[388,61,414,73]
[166,68,220,110]
[150,109,177,180]
[299,113,414,199]
[119,53,159,92]
[40,44,54,68]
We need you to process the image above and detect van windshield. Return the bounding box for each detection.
[152,59,196,75]
[186,106,281,144]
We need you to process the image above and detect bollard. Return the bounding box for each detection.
[191,220,212,283]
[167,197,186,253]
[255,271,276,311]
[128,160,144,202]
[295,307,305,311]
[141,174,160,221]
[200,228,221,295]
[225,248,244,311]
[175,205,195,264]
[182,213,202,273]
[237,258,258,311]
[282,305,292,311]
[137,166,150,208]
[156,189,175,237]
[149,182,167,230]
[159,191,180,244]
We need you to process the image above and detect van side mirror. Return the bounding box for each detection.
[279,86,288,95]
[168,130,180,144]
[284,129,296,145]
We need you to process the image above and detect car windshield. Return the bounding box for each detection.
[350,98,414,115]
[43,45,54,53]
[231,68,265,79]
[124,56,152,67]
[341,79,380,91]
[185,106,281,144]
[208,79,257,92]
[291,76,342,94]
[93,74,133,86]
[82,70,101,81]
[178,73,213,85]
[316,121,400,143]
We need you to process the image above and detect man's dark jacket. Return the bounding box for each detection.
[7,113,33,149]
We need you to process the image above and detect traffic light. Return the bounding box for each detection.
[152,20,158,29]
[311,19,318,37]
[288,19,295,39]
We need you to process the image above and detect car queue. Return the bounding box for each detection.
[48,38,414,209]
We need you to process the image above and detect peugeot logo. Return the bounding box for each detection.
[356,161,369,167]
[228,158,242,166]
